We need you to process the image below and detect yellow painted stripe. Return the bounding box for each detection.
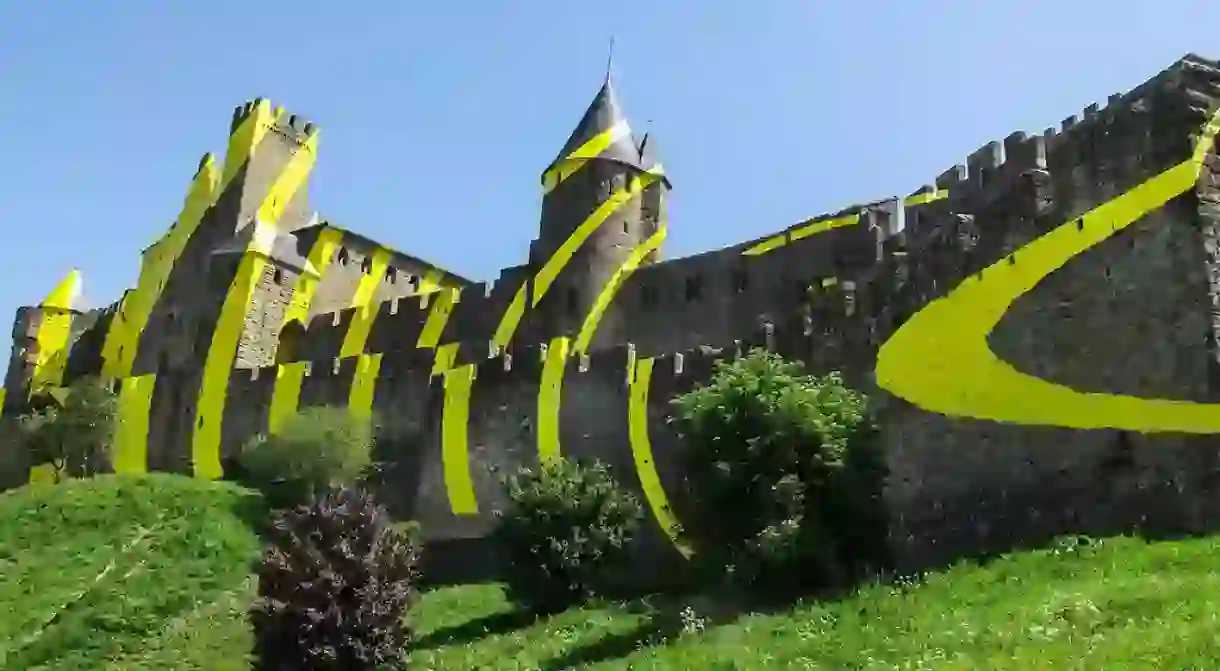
[903,189,949,206]
[101,158,219,379]
[491,283,529,349]
[220,100,282,193]
[283,227,344,326]
[629,357,691,557]
[542,119,631,194]
[0,388,6,410]
[537,336,570,467]
[790,213,859,241]
[532,173,658,307]
[574,225,667,354]
[416,287,460,349]
[876,106,1220,433]
[416,267,447,296]
[30,270,82,391]
[192,127,319,480]
[441,364,478,514]
[112,373,155,474]
[741,233,787,257]
[348,352,383,422]
[431,342,460,376]
[339,247,392,359]
[268,361,307,435]
[28,462,60,484]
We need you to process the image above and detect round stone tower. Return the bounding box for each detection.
[527,75,670,345]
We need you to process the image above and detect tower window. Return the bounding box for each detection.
[385,265,397,284]
[336,247,349,266]
[685,276,704,302]
[566,287,579,315]
[733,271,749,293]
[641,283,658,307]
[272,268,283,285]
[361,256,373,274]
[623,220,630,234]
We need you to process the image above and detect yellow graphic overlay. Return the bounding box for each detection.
[541,119,631,194]
[339,247,391,358]
[29,269,82,392]
[537,336,570,467]
[876,108,1220,432]
[441,364,478,514]
[629,357,691,556]
[574,225,667,355]
[192,116,317,480]
[112,373,156,474]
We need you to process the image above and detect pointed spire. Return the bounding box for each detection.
[41,269,82,311]
[544,65,645,186]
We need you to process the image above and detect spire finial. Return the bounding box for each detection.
[605,36,615,84]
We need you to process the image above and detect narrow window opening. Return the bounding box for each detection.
[685,276,703,301]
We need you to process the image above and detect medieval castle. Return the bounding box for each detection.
[7,53,1220,576]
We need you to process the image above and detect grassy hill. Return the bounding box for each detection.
[5,475,1220,669]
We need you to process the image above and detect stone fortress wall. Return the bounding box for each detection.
[6,54,1220,574]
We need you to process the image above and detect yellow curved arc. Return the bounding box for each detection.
[112,373,156,474]
[574,225,667,355]
[742,212,860,256]
[542,119,631,194]
[537,336,570,467]
[417,287,460,349]
[348,352,383,422]
[629,357,692,557]
[876,108,1220,433]
[101,157,220,379]
[441,364,478,514]
[903,189,949,207]
[339,247,392,358]
[192,128,319,480]
[532,172,658,307]
[491,284,528,349]
[29,269,82,391]
[268,362,307,435]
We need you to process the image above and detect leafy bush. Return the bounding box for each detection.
[17,377,118,481]
[671,349,888,594]
[492,458,644,613]
[238,406,374,509]
[251,486,421,670]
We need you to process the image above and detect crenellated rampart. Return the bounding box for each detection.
[7,53,1220,580]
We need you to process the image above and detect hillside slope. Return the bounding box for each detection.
[0,474,264,670]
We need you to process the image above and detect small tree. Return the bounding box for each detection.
[492,458,644,613]
[238,406,374,509]
[19,377,118,481]
[671,349,888,594]
[252,486,421,670]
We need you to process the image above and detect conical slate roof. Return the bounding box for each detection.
[544,78,644,177]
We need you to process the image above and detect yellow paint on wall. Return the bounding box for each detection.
[112,373,155,474]
[903,189,949,206]
[101,158,219,379]
[441,364,478,514]
[875,107,1220,433]
[541,119,632,194]
[492,283,528,349]
[537,336,570,467]
[629,357,691,557]
[431,342,461,377]
[192,126,319,480]
[349,352,383,423]
[574,226,667,355]
[742,212,860,256]
[220,100,283,194]
[532,172,658,306]
[29,269,82,392]
[416,267,447,296]
[417,287,460,349]
[268,361,307,435]
[339,247,392,359]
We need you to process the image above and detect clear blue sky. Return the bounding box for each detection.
[1,1,1217,320]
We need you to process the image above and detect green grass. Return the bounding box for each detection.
[408,535,1220,670]
[0,473,264,670]
[8,475,1220,669]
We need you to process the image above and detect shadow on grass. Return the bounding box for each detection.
[410,609,541,651]
[537,604,690,671]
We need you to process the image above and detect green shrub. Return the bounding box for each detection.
[492,458,644,613]
[671,348,888,594]
[237,406,374,509]
[17,377,118,481]
[252,487,421,670]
